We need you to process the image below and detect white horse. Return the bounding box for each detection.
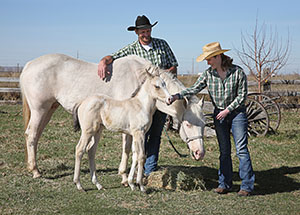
[20,54,206,180]
[73,73,170,192]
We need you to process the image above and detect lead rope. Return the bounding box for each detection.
[163,117,203,158]
[163,127,188,158]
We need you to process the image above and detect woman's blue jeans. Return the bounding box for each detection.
[144,110,166,176]
[214,107,255,192]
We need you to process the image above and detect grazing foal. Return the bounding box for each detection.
[72,73,170,192]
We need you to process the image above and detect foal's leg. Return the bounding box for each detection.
[128,131,146,192]
[135,132,146,192]
[73,132,93,191]
[127,140,137,191]
[25,103,58,178]
[88,127,103,190]
[119,134,132,186]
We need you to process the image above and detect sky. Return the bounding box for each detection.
[1,0,299,75]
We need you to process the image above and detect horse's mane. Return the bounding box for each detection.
[126,60,200,104]
[159,70,200,104]
[160,71,185,90]
[130,77,147,98]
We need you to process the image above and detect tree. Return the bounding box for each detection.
[236,17,290,93]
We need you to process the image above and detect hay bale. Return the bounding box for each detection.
[145,166,206,191]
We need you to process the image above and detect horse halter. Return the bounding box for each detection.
[179,122,204,160]
[180,121,203,144]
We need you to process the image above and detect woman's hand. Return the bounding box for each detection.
[167,94,179,105]
[216,108,230,120]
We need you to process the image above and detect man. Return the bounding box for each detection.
[98,15,178,177]
[167,42,255,196]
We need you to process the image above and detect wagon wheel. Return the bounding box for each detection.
[248,92,281,133]
[246,97,270,137]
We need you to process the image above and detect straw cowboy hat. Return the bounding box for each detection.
[127,15,158,31]
[196,42,230,62]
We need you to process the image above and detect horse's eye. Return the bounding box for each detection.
[154,85,160,89]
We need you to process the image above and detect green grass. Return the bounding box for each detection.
[0,105,299,215]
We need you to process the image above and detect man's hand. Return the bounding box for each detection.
[97,61,108,80]
[97,56,113,80]
[167,66,177,76]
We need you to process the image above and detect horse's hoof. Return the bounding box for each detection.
[77,187,86,192]
[32,170,42,178]
[75,183,85,192]
[140,185,146,193]
[96,183,103,190]
[129,183,135,191]
[121,182,129,187]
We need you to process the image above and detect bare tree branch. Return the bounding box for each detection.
[235,16,290,93]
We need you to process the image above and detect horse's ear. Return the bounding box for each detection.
[144,65,155,78]
[183,97,188,109]
[198,96,204,108]
[154,67,161,76]
[145,69,154,79]
[146,65,160,76]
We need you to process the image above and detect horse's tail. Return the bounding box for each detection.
[73,104,81,132]
[20,60,34,163]
[21,88,30,163]
[22,94,30,131]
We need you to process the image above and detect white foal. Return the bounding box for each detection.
[72,72,170,192]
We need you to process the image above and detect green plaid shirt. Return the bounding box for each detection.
[179,65,248,112]
[112,38,178,69]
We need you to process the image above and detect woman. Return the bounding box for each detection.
[167,42,255,196]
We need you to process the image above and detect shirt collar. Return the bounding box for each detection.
[136,38,157,50]
[208,65,236,77]
[141,42,153,51]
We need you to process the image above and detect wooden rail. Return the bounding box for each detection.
[0,77,19,83]
[0,71,21,104]
[248,80,300,86]
[0,88,20,93]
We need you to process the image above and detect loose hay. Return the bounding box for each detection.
[145,166,206,191]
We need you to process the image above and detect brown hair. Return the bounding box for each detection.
[220,54,233,70]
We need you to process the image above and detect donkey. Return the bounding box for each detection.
[20,54,206,180]
[72,73,170,192]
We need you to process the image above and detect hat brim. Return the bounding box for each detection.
[127,21,158,31]
[196,49,230,62]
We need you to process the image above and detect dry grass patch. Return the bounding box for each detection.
[146,166,206,191]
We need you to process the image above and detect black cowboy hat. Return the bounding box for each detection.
[127,15,158,31]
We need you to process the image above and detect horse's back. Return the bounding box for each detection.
[20,54,145,112]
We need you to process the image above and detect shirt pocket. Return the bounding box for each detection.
[157,50,169,68]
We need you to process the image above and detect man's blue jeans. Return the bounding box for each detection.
[144,110,166,176]
[214,107,255,192]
